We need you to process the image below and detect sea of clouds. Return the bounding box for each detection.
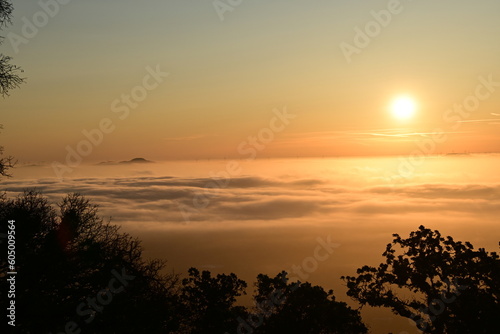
[3,156,499,333]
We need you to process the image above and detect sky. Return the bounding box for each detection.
[2,3,500,332]
[1,0,500,163]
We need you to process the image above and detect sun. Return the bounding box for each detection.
[391,96,417,120]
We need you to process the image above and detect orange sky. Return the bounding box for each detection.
[2,0,500,163]
[2,3,500,333]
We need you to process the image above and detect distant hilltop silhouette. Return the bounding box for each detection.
[120,157,153,164]
[98,158,154,165]
[445,152,470,156]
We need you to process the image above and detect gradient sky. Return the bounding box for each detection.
[2,0,500,162]
[2,3,500,332]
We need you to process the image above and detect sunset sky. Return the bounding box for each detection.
[2,0,500,162]
[3,2,500,333]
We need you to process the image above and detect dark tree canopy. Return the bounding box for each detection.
[342,226,500,334]
[1,0,24,97]
[176,267,248,333]
[252,271,368,334]
[0,191,179,333]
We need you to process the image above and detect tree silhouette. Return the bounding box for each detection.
[0,191,179,333]
[1,1,22,178]
[252,271,367,334]
[342,226,500,333]
[176,267,248,334]
[0,126,15,177]
[1,0,24,97]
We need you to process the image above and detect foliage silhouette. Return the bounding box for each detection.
[0,191,179,333]
[1,0,21,178]
[342,225,500,333]
[0,0,24,97]
[252,271,368,334]
[176,267,248,333]
[0,126,15,177]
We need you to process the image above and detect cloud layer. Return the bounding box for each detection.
[4,172,500,225]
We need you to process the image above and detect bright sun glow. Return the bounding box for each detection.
[391,96,417,120]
